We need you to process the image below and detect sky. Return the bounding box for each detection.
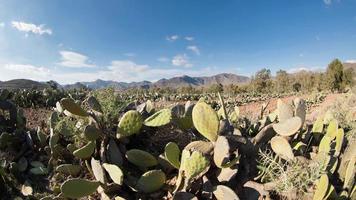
[0,0,356,84]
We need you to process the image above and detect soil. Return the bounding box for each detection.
[22,108,52,130]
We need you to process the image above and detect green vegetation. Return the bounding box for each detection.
[0,85,355,199]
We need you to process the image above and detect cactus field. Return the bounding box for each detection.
[0,88,355,200]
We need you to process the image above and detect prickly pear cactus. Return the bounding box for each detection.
[273,116,302,136]
[126,149,158,168]
[192,101,219,142]
[60,98,88,117]
[118,110,143,137]
[136,170,166,193]
[270,136,295,160]
[61,178,100,199]
[164,142,181,169]
[313,174,329,200]
[143,108,172,127]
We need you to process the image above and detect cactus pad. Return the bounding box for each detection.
[136,170,166,193]
[61,178,100,199]
[270,136,294,160]
[60,98,88,117]
[214,136,239,168]
[273,116,302,136]
[313,174,329,200]
[84,124,101,141]
[73,141,95,159]
[143,108,172,127]
[192,101,219,142]
[118,110,143,137]
[180,149,210,180]
[164,142,181,169]
[56,164,81,176]
[325,119,338,140]
[103,163,124,185]
[318,135,332,154]
[126,149,158,168]
[277,99,293,122]
[213,185,240,200]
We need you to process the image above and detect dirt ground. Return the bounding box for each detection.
[22,108,52,130]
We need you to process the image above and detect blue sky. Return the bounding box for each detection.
[0,0,355,84]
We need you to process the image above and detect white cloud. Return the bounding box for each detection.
[11,21,52,35]
[288,66,325,73]
[187,45,200,55]
[1,64,51,81]
[58,51,95,68]
[166,35,179,41]
[323,0,332,5]
[157,57,169,62]
[172,54,192,67]
[0,22,5,28]
[185,36,194,41]
[345,60,356,63]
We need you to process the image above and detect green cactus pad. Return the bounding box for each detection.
[87,96,102,113]
[277,99,293,122]
[184,141,214,155]
[313,174,329,200]
[143,108,172,127]
[270,136,294,160]
[273,117,302,136]
[334,128,344,156]
[126,149,158,168]
[312,117,324,134]
[103,163,124,185]
[318,135,332,154]
[343,157,355,190]
[181,149,210,180]
[213,185,240,200]
[60,98,88,117]
[214,136,239,168]
[67,143,77,153]
[164,142,181,169]
[325,119,338,140]
[91,158,106,184]
[56,164,81,176]
[61,178,100,199]
[118,110,143,137]
[84,124,101,141]
[192,102,219,142]
[73,141,95,159]
[107,139,123,166]
[136,170,166,193]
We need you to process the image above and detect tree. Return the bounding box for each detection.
[326,59,344,92]
[253,68,272,93]
[275,70,289,93]
[342,68,355,88]
[293,82,301,92]
[208,83,224,93]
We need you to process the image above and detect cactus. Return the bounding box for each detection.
[136,170,166,193]
[91,158,107,184]
[270,136,294,160]
[102,163,124,185]
[318,135,332,154]
[180,149,210,180]
[325,119,338,140]
[73,141,96,159]
[164,142,181,169]
[107,139,123,166]
[56,164,81,176]
[312,116,324,135]
[87,96,103,113]
[61,178,100,199]
[273,117,302,137]
[143,108,172,127]
[192,101,219,142]
[293,98,306,125]
[214,136,239,168]
[117,110,143,137]
[312,174,329,200]
[84,124,101,141]
[213,185,240,200]
[343,157,355,191]
[126,149,158,168]
[277,99,293,122]
[60,98,88,117]
[334,128,344,156]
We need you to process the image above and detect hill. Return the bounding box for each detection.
[0,79,50,90]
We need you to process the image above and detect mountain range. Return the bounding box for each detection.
[0,73,250,90]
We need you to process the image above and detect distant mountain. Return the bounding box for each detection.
[0,73,250,90]
[0,79,50,90]
[153,73,250,88]
[343,62,356,71]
